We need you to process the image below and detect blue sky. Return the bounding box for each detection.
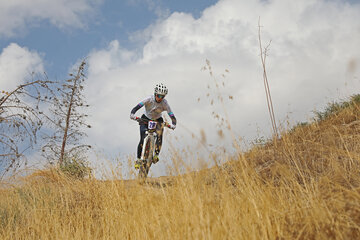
[0,0,218,79]
[1,0,360,178]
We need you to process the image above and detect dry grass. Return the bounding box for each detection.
[1,101,360,239]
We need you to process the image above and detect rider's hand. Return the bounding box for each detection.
[130,113,137,120]
[169,124,176,130]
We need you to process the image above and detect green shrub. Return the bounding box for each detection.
[314,94,360,121]
[60,157,92,179]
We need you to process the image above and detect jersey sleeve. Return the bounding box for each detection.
[130,96,151,114]
[139,96,152,107]
[163,100,173,116]
[164,100,177,125]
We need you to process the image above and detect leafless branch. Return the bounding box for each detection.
[42,60,91,166]
[0,77,55,174]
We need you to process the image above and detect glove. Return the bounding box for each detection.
[169,124,176,130]
[130,113,137,120]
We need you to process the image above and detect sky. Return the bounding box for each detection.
[0,0,360,178]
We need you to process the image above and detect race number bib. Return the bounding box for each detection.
[148,121,157,130]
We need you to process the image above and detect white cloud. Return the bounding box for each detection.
[0,43,44,91]
[85,0,360,176]
[0,0,102,38]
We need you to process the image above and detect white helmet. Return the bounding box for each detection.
[154,83,168,95]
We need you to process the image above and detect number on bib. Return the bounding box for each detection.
[148,121,157,130]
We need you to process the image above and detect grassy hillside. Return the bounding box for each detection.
[1,95,360,239]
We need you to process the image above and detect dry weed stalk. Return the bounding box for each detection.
[258,17,278,138]
[201,59,241,152]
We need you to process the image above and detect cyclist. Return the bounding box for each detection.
[130,83,177,169]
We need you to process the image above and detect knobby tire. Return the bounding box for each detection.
[139,138,152,179]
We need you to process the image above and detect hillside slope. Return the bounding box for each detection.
[1,95,360,239]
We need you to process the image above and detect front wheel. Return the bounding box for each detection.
[138,139,152,179]
[139,161,148,179]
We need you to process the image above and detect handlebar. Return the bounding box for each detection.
[132,116,172,129]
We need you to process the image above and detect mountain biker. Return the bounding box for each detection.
[130,83,177,169]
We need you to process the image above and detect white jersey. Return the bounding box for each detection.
[139,95,174,120]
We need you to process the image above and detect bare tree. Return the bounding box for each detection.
[42,60,91,166]
[0,76,54,174]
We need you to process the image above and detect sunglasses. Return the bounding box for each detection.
[156,94,165,99]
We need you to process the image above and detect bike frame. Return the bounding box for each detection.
[139,128,157,177]
[134,117,171,178]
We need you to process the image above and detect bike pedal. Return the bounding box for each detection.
[134,160,141,169]
[153,155,159,164]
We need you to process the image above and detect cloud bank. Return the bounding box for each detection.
[0,43,44,91]
[0,0,102,38]
[84,0,360,176]
[1,0,358,177]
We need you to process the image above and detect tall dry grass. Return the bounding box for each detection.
[0,99,360,239]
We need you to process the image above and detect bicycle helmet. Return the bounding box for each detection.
[154,83,168,96]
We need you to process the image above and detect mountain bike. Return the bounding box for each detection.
[133,117,172,178]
